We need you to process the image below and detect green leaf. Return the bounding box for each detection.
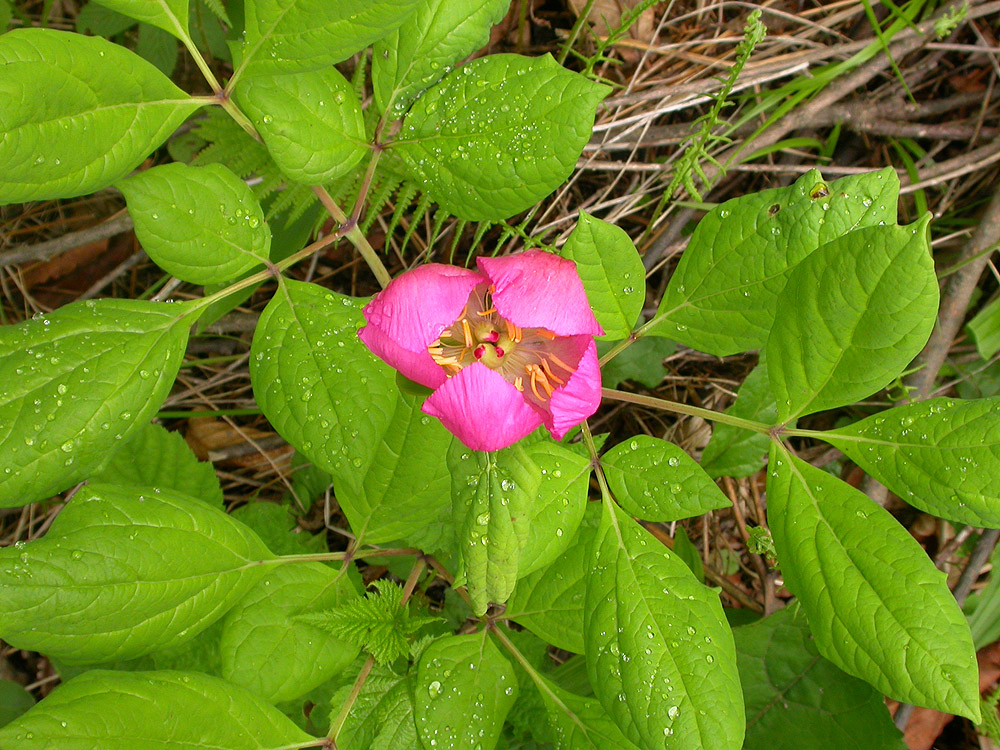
[0,29,202,204]
[701,361,776,479]
[394,54,609,221]
[518,439,591,577]
[0,483,273,664]
[250,280,397,496]
[507,503,600,653]
[220,562,359,703]
[650,168,900,355]
[0,670,314,749]
[373,0,511,117]
[231,499,326,556]
[449,442,541,615]
[968,295,1000,360]
[335,666,417,750]
[336,392,453,545]
[239,0,420,77]
[601,435,730,521]
[737,606,906,750]
[0,681,34,729]
[76,3,138,35]
[585,500,744,749]
[672,525,704,582]
[90,0,189,38]
[414,632,518,750]
[766,445,979,719]
[119,163,269,284]
[136,22,179,76]
[90,422,224,508]
[236,66,368,185]
[562,211,645,340]
[597,336,675,389]
[824,397,1000,527]
[767,216,937,422]
[0,298,194,508]
[535,674,642,750]
[297,580,435,666]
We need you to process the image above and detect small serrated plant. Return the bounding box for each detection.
[0,2,995,750]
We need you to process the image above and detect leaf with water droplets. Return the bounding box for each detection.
[373,0,511,117]
[562,210,645,340]
[414,632,517,750]
[239,0,419,77]
[766,444,979,720]
[518,439,591,577]
[394,53,609,221]
[736,605,907,750]
[534,674,642,750]
[0,484,273,663]
[766,215,938,422]
[0,670,313,749]
[584,500,744,749]
[0,298,195,508]
[220,562,359,703]
[334,665,416,750]
[90,422,224,507]
[235,66,367,185]
[601,435,730,521]
[119,162,270,285]
[649,168,900,356]
[250,280,397,497]
[89,0,189,39]
[824,397,1000,527]
[0,28,203,204]
[448,441,541,615]
[336,392,453,547]
[507,502,600,653]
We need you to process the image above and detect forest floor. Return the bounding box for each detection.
[3,1,1000,747]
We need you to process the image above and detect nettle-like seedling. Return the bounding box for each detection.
[0,2,996,750]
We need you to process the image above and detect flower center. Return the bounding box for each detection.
[427,284,576,402]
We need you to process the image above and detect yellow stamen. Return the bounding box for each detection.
[478,307,497,316]
[513,376,523,392]
[547,352,575,373]
[540,358,565,385]
[536,329,556,340]
[528,366,546,401]
[505,319,516,340]
[512,325,522,343]
[427,346,443,356]
[461,319,473,348]
[535,366,555,397]
[435,355,460,366]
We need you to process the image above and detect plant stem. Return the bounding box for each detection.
[311,185,392,289]
[601,388,772,434]
[597,309,675,366]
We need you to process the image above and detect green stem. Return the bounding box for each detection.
[311,185,392,289]
[179,30,223,93]
[557,0,598,65]
[601,387,772,434]
[597,309,674,366]
[781,426,834,440]
[219,96,263,142]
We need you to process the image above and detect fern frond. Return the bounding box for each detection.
[296,579,439,665]
[198,0,230,25]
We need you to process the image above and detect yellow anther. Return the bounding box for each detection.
[513,376,523,392]
[540,358,565,385]
[461,319,473,348]
[528,366,546,401]
[547,352,575,373]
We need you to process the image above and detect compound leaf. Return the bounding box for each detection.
[394,54,609,221]
[766,445,979,719]
[0,484,273,664]
[0,29,202,204]
[0,298,194,508]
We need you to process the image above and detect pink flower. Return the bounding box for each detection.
[359,250,604,452]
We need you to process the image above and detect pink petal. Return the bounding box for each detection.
[422,363,543,452]
[358,324,446,389]
[362,264,486,353]
[478,250,603,337]
[543,339,602,440]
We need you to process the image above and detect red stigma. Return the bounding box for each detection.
[473,344,486,359]
[495,346,505,358]
[483,330,499,343]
